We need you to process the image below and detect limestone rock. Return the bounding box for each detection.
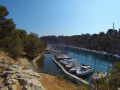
[8,85,17,90]
[7,79,18,85]
[1,65,45,90]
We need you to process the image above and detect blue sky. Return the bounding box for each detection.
[1,0,120,36]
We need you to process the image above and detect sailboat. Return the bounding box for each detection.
[92,43,107,80]
[69,59,81,73]
[92,71,107,80]
[69,49,81,73]
[92,22,115,81]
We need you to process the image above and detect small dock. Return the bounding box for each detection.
[51,52,94,88]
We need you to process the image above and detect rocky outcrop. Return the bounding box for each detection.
[0,65,45,90]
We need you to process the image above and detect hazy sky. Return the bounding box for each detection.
[1,0,120,36]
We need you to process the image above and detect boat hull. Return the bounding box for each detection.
[76,68,94,76]
[92,71,107,80]
[69,67,80,73]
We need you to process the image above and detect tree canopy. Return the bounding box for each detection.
[0,5,45,59]
[41,30,120,55]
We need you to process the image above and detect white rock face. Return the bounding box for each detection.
[0,65,45,90]
[8,85,17,90]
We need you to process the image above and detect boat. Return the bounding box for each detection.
[76,64,94,76]
[62,60,71,65]
[113,54,120,59]
[92,71,107,80]
[59,60,64,64]
[69,60,81,73]
[56,54,71,60]
[65,64,73,69]
[69,67,80,73]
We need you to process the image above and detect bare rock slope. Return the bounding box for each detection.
[0,65,45,90]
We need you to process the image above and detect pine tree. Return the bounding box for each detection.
[7,33,22,59]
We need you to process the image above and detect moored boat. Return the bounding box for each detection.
[65,64,73,69]
[56,54,71,60]
[76,64,94,76]
[92,71,107,80]
[62,60,71,65]
[69,67,80,73]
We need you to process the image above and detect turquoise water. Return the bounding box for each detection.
[38,45,119,82]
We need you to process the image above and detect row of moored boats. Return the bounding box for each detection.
[52,50,107,80]
[69,46,120,59]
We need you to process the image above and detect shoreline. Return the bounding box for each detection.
[52,44,120,59]
[31,52,44,72]
[69,45,120,59]
[32,54,42,70]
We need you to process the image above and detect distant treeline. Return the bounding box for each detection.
[0,5,45,59]
[41,30,120,55]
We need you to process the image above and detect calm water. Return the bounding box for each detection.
[38,45,119,82]
[38,54,62,76]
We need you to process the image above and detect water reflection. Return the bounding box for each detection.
[38,54,62,75]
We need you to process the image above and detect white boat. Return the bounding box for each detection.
[65,64,73,69]
[114,54,120,59]
[76,64,94,76]
[69,67,80,73]
[62,60,71,65]
[66,59,80,69]
[59,60,64,64]
[56,54,71,60]
[92,71,107,80]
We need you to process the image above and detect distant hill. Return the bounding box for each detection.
[41,30,120,55]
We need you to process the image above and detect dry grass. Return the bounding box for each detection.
[40,73,87,90]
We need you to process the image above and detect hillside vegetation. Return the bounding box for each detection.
[41,30,120,55]
[0,5,45,59]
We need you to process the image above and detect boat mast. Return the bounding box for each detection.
[108,22,114,72]
[95,43,99,72]
[113,22,114,30]
[112,22,114,70]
